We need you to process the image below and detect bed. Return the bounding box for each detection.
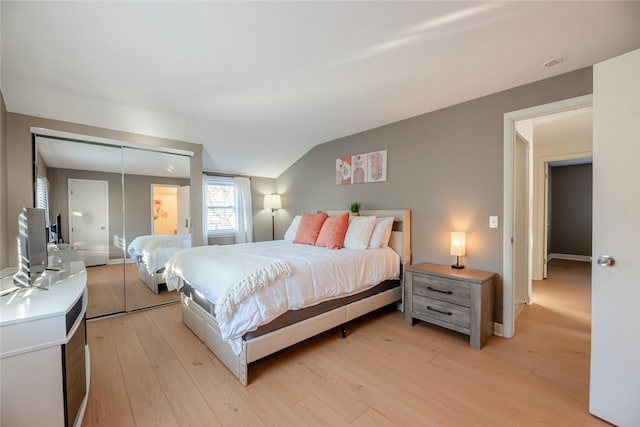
[127,234,191,293]
[165,209,411,386]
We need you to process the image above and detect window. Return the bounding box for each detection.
[205,177,236,234]
[35,175,50,227]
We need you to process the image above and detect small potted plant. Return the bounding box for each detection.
[349,202,360,216]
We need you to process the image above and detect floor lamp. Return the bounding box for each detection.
[264,194,282,240]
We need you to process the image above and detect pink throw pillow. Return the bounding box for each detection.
[293,212,329,245]
[315,212,350,249]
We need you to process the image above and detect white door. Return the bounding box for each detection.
[68,179,109,266]
[177,185,190,234]
[590,49,640,426]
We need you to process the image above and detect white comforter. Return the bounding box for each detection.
[127,234,191,274]
[164,240,400,354]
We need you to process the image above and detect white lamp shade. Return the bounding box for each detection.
[264,194,282,210]
[450,232,466,256]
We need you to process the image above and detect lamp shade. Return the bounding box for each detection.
[450,232,466,256]
[264,194,282,210]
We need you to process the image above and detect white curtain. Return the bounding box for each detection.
[202,174,209,246]
[234,176,253,243]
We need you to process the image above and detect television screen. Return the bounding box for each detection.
[49,212,64,244]
[14,207,48,287]
[56,213,64,244]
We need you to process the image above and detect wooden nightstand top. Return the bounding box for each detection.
[406,262,496,284]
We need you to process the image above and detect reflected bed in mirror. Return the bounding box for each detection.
[127,233,191,294]
[34,132,192,318]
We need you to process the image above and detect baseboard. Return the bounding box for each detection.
[493,322,503,337]
[547,253,592,262]
[107,257,135,265]
[514,302,526,318]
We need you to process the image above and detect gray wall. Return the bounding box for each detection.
[5,113,203,266]
[48,167,188,259]
[549,163,593,256]
[0,91,7,268]
[251,176,278,242]
[277,67,593,323]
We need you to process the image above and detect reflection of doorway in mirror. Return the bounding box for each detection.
[151,185,178,234]
[68,178,109,266]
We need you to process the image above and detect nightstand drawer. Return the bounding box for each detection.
[412,274,471,306]
[413,295,471,331]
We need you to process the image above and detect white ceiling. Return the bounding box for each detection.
[532,106,593,146]
[36,135,191,179]
[2,2,639,178]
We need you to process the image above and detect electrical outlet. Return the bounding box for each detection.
[489,216,499,228]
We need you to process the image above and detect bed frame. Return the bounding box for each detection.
[180,209,411,386]
[136,263,165,294]
[129,253,165,294]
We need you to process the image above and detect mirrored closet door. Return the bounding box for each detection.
[122,146,191,312]
[34,133,191,318]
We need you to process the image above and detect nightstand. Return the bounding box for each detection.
[404,263,495,349]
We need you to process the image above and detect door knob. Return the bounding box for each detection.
[597,255,615,267]
[100,226,106,230]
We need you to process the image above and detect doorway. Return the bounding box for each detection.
[151,184,178,235]
[502,94,592,338]
[150,184,191,235]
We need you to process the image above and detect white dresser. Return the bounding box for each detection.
[1,261,90,427]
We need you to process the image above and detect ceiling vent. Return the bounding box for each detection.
[544,57,565,67]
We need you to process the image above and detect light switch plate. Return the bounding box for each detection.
[489,216,499,228]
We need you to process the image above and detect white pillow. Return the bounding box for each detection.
[368,217,394,249]
[284,215,301,241]
[343,216,376,250]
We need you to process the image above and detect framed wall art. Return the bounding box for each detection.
[336,150,386,185]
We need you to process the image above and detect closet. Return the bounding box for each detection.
[34,132,192,318]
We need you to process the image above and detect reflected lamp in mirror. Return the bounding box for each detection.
[450,231,466,269]
[264,194,282,240]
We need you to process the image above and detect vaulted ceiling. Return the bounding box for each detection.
[2,2,639,178]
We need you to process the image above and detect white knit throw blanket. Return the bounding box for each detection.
[214,252,292,320]
[164,245,292,321]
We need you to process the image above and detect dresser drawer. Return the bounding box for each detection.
[412,274,471,306]
[413,295,471,331]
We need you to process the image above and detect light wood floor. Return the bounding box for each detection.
[82,260,609,426]
[86,263,179,318]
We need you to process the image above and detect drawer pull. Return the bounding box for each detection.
[427,306,453,316]
[427,286,453,295]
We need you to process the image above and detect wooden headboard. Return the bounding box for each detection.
[322,209,411,268]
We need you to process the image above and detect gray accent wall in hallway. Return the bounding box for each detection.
[549,163,593,257]
[277,67,593,323]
